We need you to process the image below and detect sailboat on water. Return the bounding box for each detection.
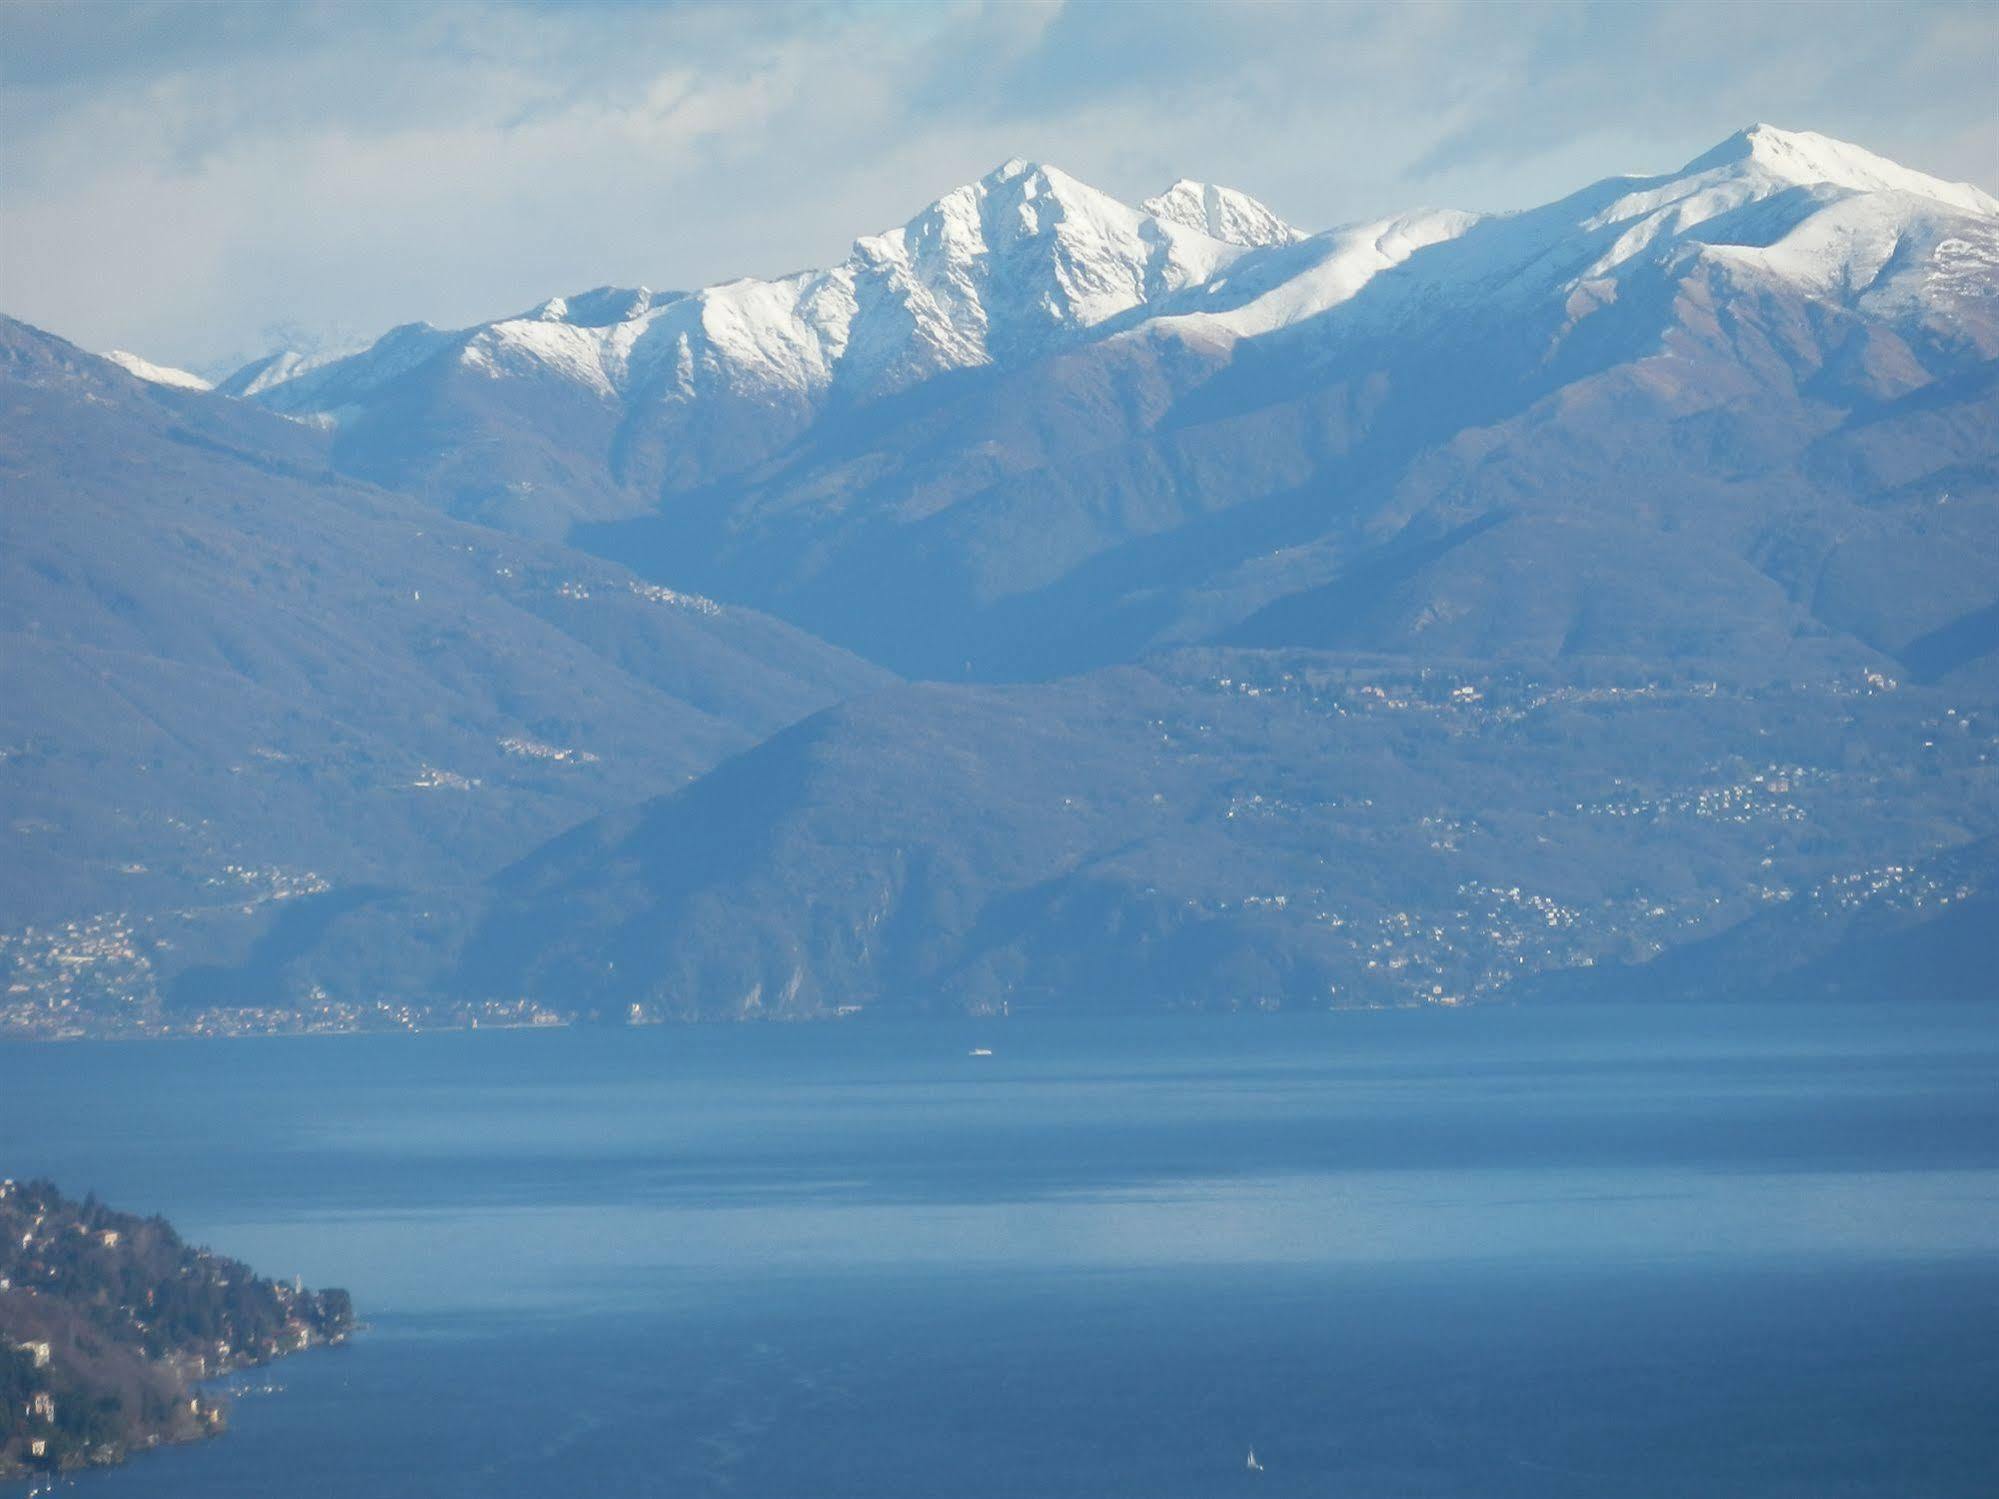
[1246,1446,1265,1473]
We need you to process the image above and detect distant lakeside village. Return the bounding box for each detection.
[1,661,1979,1043]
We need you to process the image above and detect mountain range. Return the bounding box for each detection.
[5,124,1995,1032]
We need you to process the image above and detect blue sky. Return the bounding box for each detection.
[3,0,1994,374]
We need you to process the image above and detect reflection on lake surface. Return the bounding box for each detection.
[4,1006,1995,1496]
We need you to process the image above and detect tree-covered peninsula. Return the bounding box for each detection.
[1,1179,352,1479]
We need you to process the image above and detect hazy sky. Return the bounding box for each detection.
[4,0,1995,375]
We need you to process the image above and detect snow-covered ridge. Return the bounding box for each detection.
[103,350,212,391]
[204,127,1993,425]
[1152,208,1482,343]
[1511,123,1999,336]
[1133,127,1998,355]
[1141,181,1304,248]
[216,160,1300,421]
[233,323,460,418]
[213,348,334,399]
[1572,125,1997,282]
[1682,124,1998,217]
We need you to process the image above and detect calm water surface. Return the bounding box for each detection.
[2,1007,1996,1496]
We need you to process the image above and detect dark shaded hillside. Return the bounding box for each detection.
[0,319,890,1034]
[343,650,1993,1019]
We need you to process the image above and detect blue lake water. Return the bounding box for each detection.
[3,1007,1997,1496]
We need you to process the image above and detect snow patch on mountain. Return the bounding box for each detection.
[103,350,213,391]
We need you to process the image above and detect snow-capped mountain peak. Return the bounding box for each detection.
[1141,180,1304,248]
[1582,125,1995,255]
[1685,124,1999,216]
[1559,123,1999,313]
[849,158,1252,368]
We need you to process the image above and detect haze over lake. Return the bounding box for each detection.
[7,1006,1994,1497]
